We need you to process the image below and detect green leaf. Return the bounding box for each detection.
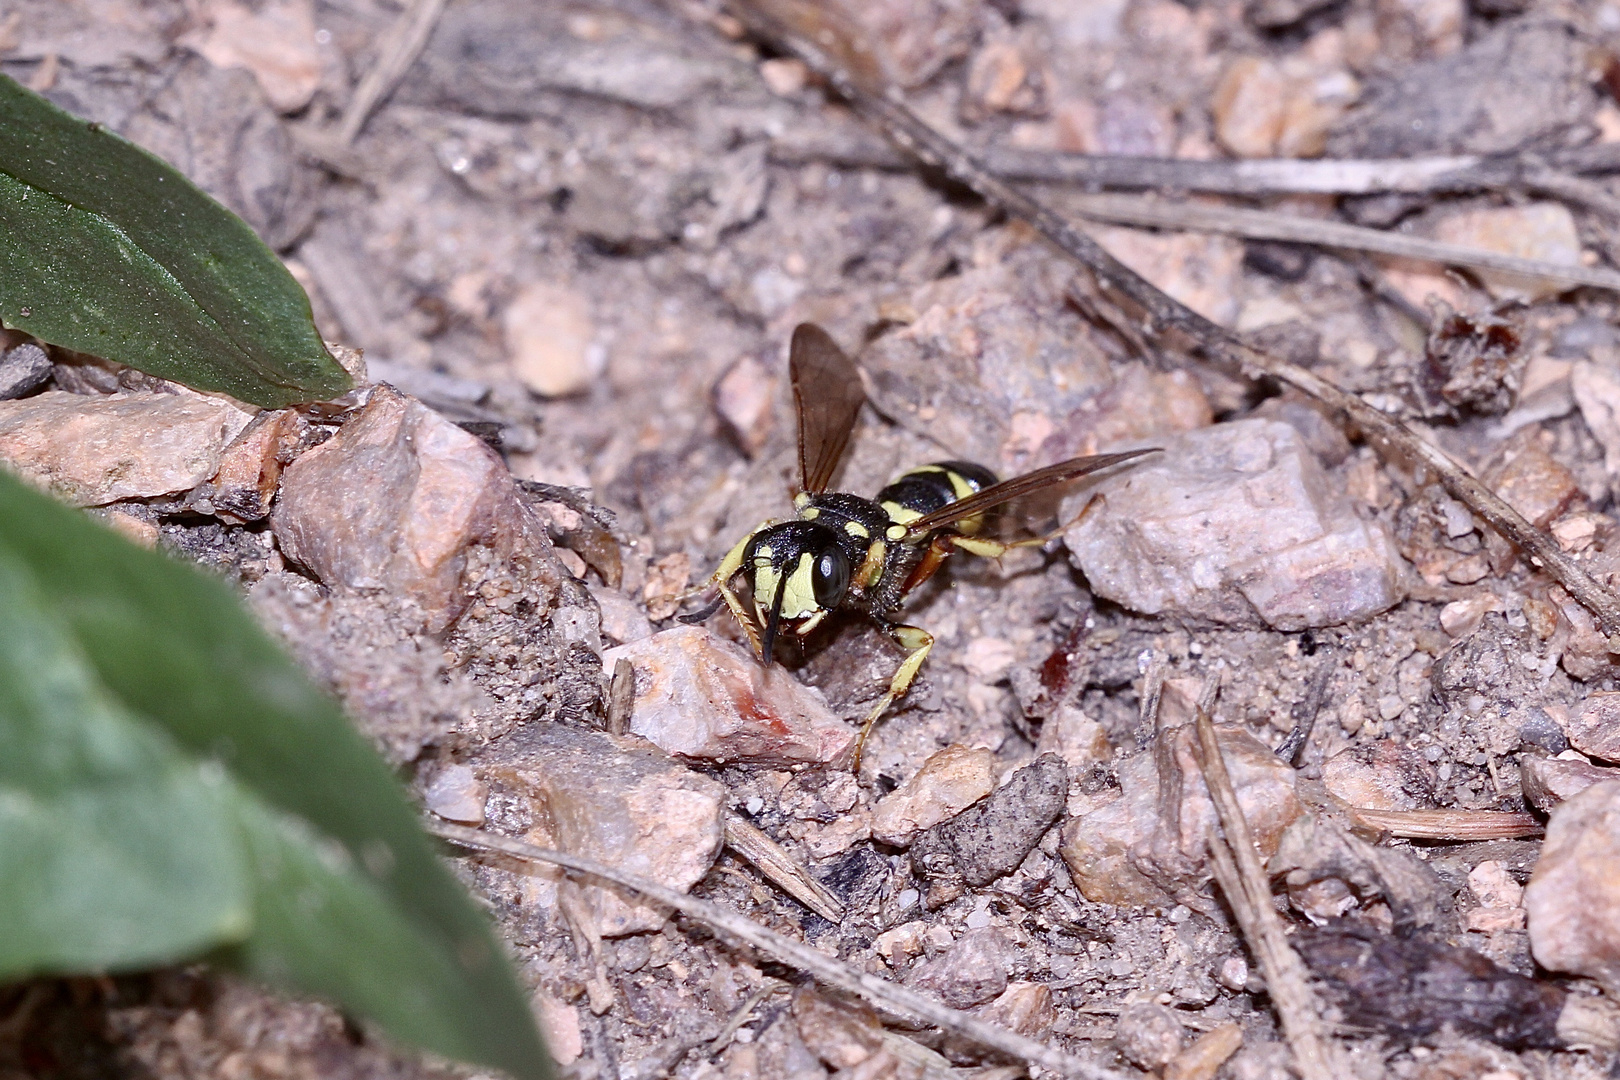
[0,469,550,1080]
[0,76,351,408]
[0,551,249,975]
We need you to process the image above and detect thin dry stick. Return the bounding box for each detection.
[1193,708,1341,1080]
[727,0,1620,643]
[1348,807,1542,840]
[723,812,846,922]
[339,0,447,144]
[429,823,1131,1080]
[768,128,1620,196]
[1059,192,1620,294]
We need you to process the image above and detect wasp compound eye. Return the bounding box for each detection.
[811,547,850,609]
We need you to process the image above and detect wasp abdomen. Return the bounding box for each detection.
[876,461,998,534]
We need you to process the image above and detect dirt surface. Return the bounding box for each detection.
[10,0,1620,1078]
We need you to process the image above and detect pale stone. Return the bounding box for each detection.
[0,390,253,506]
[506,281,597,397]
[199,408,307,522]
[1063,420,1405,630]
[1432,203,1583,302]
[1555,692,1620,763]
[1211,57,1357,158]
[603,626,855,766]
[714,354,775,456]
[484,724,725,936]
[1484,438,1582,528]
[423,763,487,825]
[273,386,558,632]
[534,993,583,1066]
[903,928,1013,1008]
[871,744,997,846]
[1527,781,1620,995]
[976,982,1056,1040]
[1093,226,1245,326]
[1522,753,1620,812]
[181,0,320,113]
[1061,726,1301,907]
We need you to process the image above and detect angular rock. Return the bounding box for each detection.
[903,928,1013,1008]
[1093,227,1245,327]
[976,982,1056,1040]
[860,232,1209,472]
[479,724,725,936]
[1211,56,1358,158]
[1521,753,1620,813]
[273,385,559,633]
[1273,813,1447,932]
[1062,726,1301,907]
[1035,704,1113,777]
[1064,419,1404,630]
[870,744,997,846]
[792,990,884,1071]
[1432,203,1583,302]
[1328,18,1591,157]
[1554,692,1620,763]
[422,763,488,825]
[181,0,322,114]
[0,390,253,506]
[0,343,51,400]
[713,353,776,456]
[1526,780,1620,995]
[194,408,308,522]
[1321,741,1438,812]
[603,626,855,766]
[912,754,1066,889]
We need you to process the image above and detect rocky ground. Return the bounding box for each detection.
[8,0,1620,1078]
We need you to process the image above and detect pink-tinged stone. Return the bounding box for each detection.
[200,408,309,522]
[1061,726,1301,907]
[272,385,556,632]
[1527,781,1620,995]
[482,724,724,937]
[0,390,253,505]
[1064,419,1405,630]
[1556,692,1620,763]
[603,625,855,766]
[1432,203,1583,302]
[1522,753,1620,812]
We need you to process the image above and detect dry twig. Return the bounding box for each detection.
[428,822,1131,1080]
[1192,704,1341,1080]
[1059,192,1620,294]
[722,812,846,923]
[1347,807,1543,840]
[339,0,447,144]
[770,128,1620,197]
[726,0,1620,643]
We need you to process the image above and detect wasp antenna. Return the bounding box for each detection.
[677,594,726,625]
[761,571,790,667]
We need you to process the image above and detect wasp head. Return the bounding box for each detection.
[740,520,851,665]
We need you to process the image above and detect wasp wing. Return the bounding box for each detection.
[903,449,1159,537]
[790,323,865,494]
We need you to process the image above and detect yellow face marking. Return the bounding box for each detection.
[753,553,823,624]
[885,523,907,541]
[844,520,869,538]
[856,539,886,588]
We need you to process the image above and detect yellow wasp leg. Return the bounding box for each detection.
[851,623,934,772]
[708,532,765,658]
[941,493,1106,559]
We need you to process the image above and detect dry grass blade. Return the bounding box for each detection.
[1061,192,1620,294]
[722,812,846,923]
[724,0,1620,643]
[1348,807,1543,840]
[428,822,1132,1080]
[339,0,448,144]
[1192,708,1341,1080]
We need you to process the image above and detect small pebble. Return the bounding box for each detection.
[0,343,52,400]
[1526,780,1620,994]
[871,744,996,846]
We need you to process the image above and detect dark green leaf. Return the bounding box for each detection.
[0,76,351,407]
[0,470,550,1080]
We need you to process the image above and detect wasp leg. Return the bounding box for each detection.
[707,532,765,658]
[852,622,934,772]
[936,492,1108,561]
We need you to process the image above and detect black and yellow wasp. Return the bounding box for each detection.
[690,323,1155,768]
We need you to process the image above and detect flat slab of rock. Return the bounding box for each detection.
[1063,419,1404,630]
[1526,780,1620,996]
[272,385,556,632]
[0,390,252,505]
[478,724,725,936]
[1553,692,1620,763]
[604,625,854,766]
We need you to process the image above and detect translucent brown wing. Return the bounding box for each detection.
[903,449,1160,537]
[791,323,865,494]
